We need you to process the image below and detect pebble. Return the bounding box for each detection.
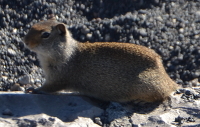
[86,33,93,40]
[195,11,200,16]
[7,48,17,56]
[94,117,103,126]
[179,28,184,33]
[2,108,13,116]
[174,116,186,125]
[187,117,195,122]
[156,16,163,22]
[81,26,90,34]
[138,28,147,36]
[10,83,24,91]
[191,78,200,86]
[12,28,17,34]
[105,34,111,41]
[80,4,85,10]
[18,75,34,85]
[194,94,200,99]
[185,90,193,96]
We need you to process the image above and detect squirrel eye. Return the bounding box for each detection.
[41,32,50,38]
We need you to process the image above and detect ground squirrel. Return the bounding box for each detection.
[24,18,178,102]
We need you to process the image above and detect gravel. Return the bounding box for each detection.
[0,0,200,91]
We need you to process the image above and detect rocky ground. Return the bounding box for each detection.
[0,89,200,127]
[0,0,200,126]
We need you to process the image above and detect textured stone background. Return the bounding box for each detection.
[1,0,200,91]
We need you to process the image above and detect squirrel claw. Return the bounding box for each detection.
[25,87,35,93]
[25,87,43,94]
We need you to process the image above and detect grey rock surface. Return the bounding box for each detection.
[0,92,103,127]
[0,88,200,127]
[130,92,200,127]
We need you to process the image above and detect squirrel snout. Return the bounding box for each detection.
[23,37,29,45]
[23,39,36,49]
[24,41,29,46]
[23,38,30,47]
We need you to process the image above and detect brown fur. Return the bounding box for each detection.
[24,19,178,102]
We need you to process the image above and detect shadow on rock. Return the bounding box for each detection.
[181,107,200,119]
[98,101,161,125]
[0,92,104,122]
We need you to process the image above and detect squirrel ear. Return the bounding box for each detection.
[56,23,66,36]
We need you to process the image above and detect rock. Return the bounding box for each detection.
[2,76,8,80]
[179,28,184,33]
[106,102,127,122]
[12,28,17,34]
[80,4,85,10]
[10,83,24,91]
[110,116,132,127]
[18,75,34,85]
[0,92,104,125]
[130,88,200,127]
[0,88,200,126]
[195,11,200,16]
[2,108,13,116]
[0,114,66,127]
[138,28,147,36]
[94,117,103,126]
[7,48,16,57]
[81,26,90,34]
[105,34,110,41]
[66,117,100,127]
[86,33,93,40]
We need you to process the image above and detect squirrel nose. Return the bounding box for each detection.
[24,41,29,46]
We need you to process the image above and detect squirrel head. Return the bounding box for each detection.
[24,19,68,55]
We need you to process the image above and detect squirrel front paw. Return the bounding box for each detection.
[25,87,46,94]
[25,87,35,93]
